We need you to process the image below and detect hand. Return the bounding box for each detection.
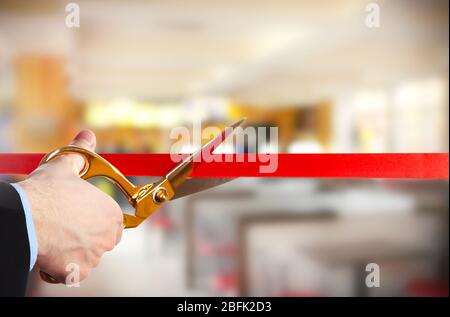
[18,130,124,283]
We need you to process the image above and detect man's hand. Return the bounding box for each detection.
[18,130,124,283]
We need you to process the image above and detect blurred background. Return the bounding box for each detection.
[0,0,448,296]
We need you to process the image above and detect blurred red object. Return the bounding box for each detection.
[149,209,174,231]
[212,271,237,292]
[197,242,236,256]
[407,279,449,297]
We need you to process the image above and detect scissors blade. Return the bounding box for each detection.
[172,178,234,199]
[165,118,244,191]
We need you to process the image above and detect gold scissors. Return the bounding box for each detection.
[38,119,244,283]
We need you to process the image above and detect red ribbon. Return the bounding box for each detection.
[0,153,447,179]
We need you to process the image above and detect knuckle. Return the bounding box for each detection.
[105,198,123,222]
[114,208,124,224]
[79,268,90,281]
[87,250,101,268]
[91,256,101,268]
[105,237,115,251]
[116,212,124,225]
[108,240,115,251]
[116,229,123,245]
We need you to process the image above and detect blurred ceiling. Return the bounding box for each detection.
[0,0,448,104]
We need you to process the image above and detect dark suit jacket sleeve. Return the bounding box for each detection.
[0,182,30,296]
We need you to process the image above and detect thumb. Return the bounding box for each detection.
[69,130,97,173]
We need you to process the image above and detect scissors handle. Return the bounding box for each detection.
[42,145,137,201]
[38,145,175,284]
[40,145,167,228]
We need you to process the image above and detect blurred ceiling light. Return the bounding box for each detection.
[392,77,447,152]
[288,141,323,153]
[110,99,136,127]
[352,90,389,152]
[84,101,111,128]
[184,96,230,121]
[133,104,158,128]
[394,78,446,109]
[158,105,183,128]
[214,142,235,154]
[178,143,200,154]
[258,142,279,154]
[353,91,387,111]
[85,99,183,128]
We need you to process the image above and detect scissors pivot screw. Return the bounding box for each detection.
[153,188,168,203]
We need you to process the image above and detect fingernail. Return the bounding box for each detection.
[74,130,94,146]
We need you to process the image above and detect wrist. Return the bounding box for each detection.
[17,179,51,261]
